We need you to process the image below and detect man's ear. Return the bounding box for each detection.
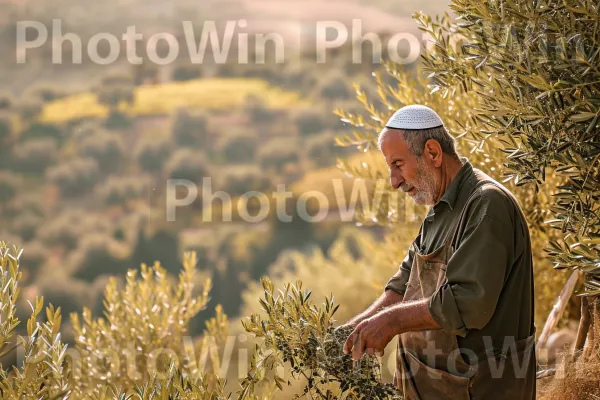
[424,139,443,167]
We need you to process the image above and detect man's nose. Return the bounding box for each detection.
[390,175,403,190]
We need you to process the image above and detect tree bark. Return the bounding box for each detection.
[574,296,591,354]
[536,270,580,355]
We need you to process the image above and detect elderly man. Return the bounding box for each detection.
[342,105,536,399]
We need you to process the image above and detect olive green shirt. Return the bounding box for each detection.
[385,159,535,360]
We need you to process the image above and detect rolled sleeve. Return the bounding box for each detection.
[385,253,412,295]
[428,214,514,337]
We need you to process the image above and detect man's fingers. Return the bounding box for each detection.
[353,330,367,361]
[343,328,357,354]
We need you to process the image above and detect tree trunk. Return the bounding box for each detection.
[536,270,580,355]
[574,296,592,354]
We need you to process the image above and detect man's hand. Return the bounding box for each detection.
[335,316,362,333]
[335,290,404,334]
[342,312,397,360]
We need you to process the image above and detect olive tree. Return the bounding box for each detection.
[413,2,600,367]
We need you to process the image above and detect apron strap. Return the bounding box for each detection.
[444,179,490,252]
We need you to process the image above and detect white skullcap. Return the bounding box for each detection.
[385,105,444,130]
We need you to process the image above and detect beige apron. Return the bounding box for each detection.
[394,180,536,400]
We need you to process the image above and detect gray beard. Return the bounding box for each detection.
[410,157,439,206]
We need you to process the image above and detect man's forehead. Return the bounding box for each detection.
[380,128,407,149]
[380,129,410,159]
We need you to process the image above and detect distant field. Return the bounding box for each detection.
[242,0,418,34]
[41,78,306,123]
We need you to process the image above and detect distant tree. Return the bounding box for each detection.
[171,108,210,148]
[37,211,111,250]
[131,223,181,276]
[12,212,42,242]
[46,157,100,198]
[132,63,159,86]
[34,273,101,317]
[0,171,20,205]
[135,137,172,173]
[305,133,339,167]
[216,130,259,163]
[27,85,66,103]
[70,120,102,141]
[0,116,12,144]
[104,111,133,130]
[94,74,135,111]
[172,64,203,81]
[4,194,45,218]
[79,132,125,173]
[165,149,209,182]
[218,165,271,197]
[257,137,300,171]
[19,122,63,143]
[95,175,151,206]
[0,91,14,110]
[67,233,131,282]
[12,138,58,174]
[245,95,277,124]
[19,240,49,279]
[17,96,43,122]
[318,72,351,100]
[295,108,328,136]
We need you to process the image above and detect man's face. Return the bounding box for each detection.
[380,128,440,206]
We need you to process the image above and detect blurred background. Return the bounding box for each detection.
[0,0,451,336]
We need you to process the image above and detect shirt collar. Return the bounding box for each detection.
[434,157,473,211]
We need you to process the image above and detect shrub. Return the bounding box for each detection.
[165,148,210,182]
[242,227,412,331]
[216,130,259,163]
[0,242,234,399]
[257,137,300,171]
[172,108,210,148]
[135,136,172,173]
[0,242,70,399]
[0,171,20,205]
[70,251,211,391]
[46,157,100,198]
[12,138,58,174]
[79,132,125,173]
[241,278,401,399]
